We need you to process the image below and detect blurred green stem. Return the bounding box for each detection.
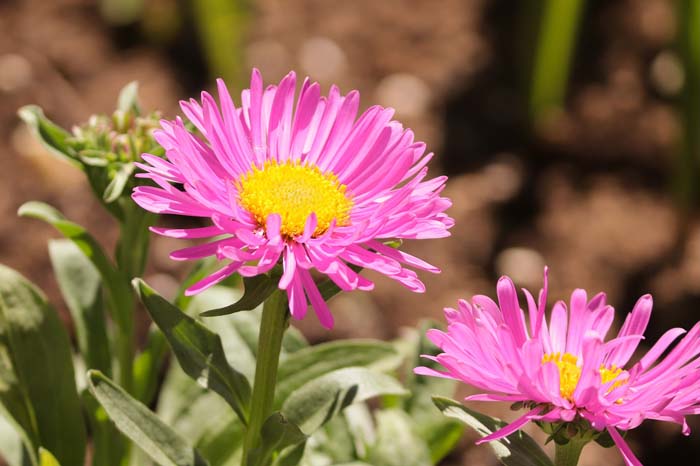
[241,290,289,466]
[554,439,586,466]
[114,206,155,397]
[191,0,251,85]
[529,0,586,123]
[675,0,700,206]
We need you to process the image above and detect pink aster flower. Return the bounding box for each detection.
[132,69,452,328]
[416,268,700,466]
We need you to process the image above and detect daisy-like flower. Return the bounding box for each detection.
[132,69,452,328]
[416,268,700,466]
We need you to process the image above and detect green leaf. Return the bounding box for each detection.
[134,278,251,424]
[341,404,375,460]
[0,412,29,466]
[87,370,209,466]
[432,396,553,466]
[275,340,401,408]
[156,284,307,466]
[0,265,87,466]
[367,410,431,466]
[186,285,307,379]
[48,239,111,375]
[247,413,306,466]
[132,327,168,404]
[81,390,127,466]
[38,449,60,466]
[117,81,141,114]
[310,414,355,463]
[282,367,407,435]
[17,106,77,165]
[272,442,305,466]
[78,150,110,167]
[103,162,135,203]
[401,321,463,463]
[200,274,278,317]
[17,202,132,329]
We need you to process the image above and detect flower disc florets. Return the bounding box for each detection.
[236,160,352,239]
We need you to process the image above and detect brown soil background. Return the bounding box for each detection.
[1,0,699,464]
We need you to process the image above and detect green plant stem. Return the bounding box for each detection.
[529,0,586,123]
[554,439,587,466]
[241,290,289,465]
[191,0,251,85]
[116,311,135,396]
[675,0,700,207]
[114,205,154,397]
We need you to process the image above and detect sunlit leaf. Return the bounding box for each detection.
[200,275,278,318]
[282,367,407,435]
[134,278,251,424]
[88,370,209,466]
[48,239,111,375]
[432,396,553,466]
[0,265,86,466]
[17,105,77,165]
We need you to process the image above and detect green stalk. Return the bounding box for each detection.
[529,0,586,123]
[554,439,587,466]
[114,203,155,397]
[191,0,251,85]
[241,290,289,466]
[675,0,700,207]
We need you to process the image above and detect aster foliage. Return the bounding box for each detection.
[1,73,460,466]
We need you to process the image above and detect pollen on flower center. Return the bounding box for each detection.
[236,160,353,238]
[542,352,626,402]
[542,352,581,401]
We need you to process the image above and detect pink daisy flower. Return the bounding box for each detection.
[416,268,700,466]
[132,69,453,328]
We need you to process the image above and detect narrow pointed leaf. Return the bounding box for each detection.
[0,412,29,466]
[17,202,132,328]
[200,275,278,317]
[432,396,553,466]
[282,367,407,435]
[117,81,141,114]
[0,265,86,466]
[132,328,168,404]
[133,278,251,424]
[247,413,306,466]
[275,340,401,407]
[367,410,431,466]
[87,370,209,466]
[103,162,135,203]
[48,239,111,375]
[17,105,77,165]
[38,449,60,466]
[81,390,127,466]
[401,321,463,463]
[271,441,305,466]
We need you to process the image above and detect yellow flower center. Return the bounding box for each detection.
[542,352,626,401]
[236,160,353,238]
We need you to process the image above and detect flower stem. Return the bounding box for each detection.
[554,439,587,466]
[241,289,289,466]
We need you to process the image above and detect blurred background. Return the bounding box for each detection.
[1,0,699,464]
